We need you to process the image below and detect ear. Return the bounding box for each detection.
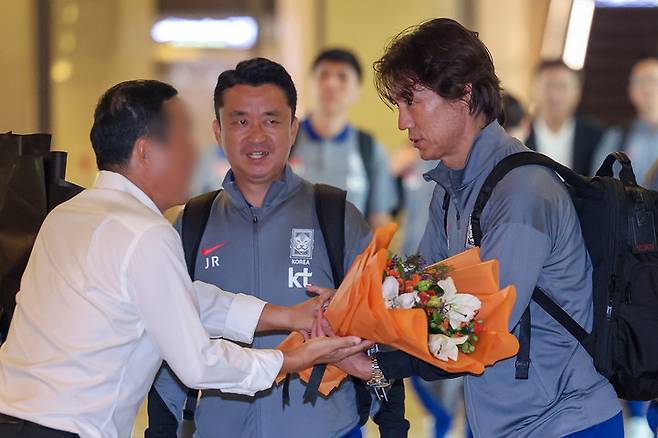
[131,137,151,170]
[461,83,474,111]
[290,116,300,148]
[212,119,222,146]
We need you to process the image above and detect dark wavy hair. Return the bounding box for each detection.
[214,57,297,121]
[374,18,503,125]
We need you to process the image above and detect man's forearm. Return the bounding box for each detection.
[256,303,295,333]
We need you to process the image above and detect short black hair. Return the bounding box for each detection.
[90,80,178,171]
[535,58,583,83]
[312,48,363,82]
[374,18,503,125]
[214,57,297,121]
[502,93,525,130]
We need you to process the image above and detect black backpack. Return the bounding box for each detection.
[467,151,658,400]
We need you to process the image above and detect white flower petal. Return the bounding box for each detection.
[395,292,418,309]
[428,334,469,361]
[437,277,458,299]
[447,293,481,330]
[382,276,400,301]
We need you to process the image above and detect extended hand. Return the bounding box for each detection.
[280,336,373,374]
[287,284,335,333]
[308,315,373,380]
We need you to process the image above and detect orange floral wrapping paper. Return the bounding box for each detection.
[276,223,520,396]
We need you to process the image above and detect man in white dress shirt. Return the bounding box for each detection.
[0,80,369,438]
[525,59,605,175]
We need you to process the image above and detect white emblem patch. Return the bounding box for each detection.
[290,229,314,259]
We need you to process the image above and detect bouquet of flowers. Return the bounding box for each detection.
[276,224,519,396]
[383,254,483,361]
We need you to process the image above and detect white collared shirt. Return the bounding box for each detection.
[0,171,283,437]
[533,117,576,168]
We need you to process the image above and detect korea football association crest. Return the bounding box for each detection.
[290,229,314,259]
[289,229,314,289]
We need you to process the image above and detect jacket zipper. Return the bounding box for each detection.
[251,211,262,438]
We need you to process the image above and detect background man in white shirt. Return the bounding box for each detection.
[0,79,370,438]
[526,59,605,175]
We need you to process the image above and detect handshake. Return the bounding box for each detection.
[277,285,375,381]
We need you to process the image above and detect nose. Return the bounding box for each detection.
[247,122,266,144]
[397,106,413,131]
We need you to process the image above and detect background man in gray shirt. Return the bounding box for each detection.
[290,48,398,228]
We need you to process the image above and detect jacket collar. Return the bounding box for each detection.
[424,121,510,193]
[94,171,161,215]
[221,164,304,212]
[301,117,352,143]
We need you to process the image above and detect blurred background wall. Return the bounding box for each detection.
[0,0,554,188]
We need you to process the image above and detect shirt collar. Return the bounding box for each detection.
[301,118,352,143]
[221,164,303,211]
[94,171,161,215]
[424,121,510,191]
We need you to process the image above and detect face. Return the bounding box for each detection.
[311,61,360,116]
[394,86,472,166]
[629,60,658,123]
[142,97,198,208]
[215,84,298,186]
[533,67,581,122]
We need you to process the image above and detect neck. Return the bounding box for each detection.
[641,113,658,129]
[233,171,283,208]
[441,114,488,170]
[119,169,169,213]
[309,112,349,139]
[542,115,570,133]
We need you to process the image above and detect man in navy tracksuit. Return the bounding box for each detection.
[149,58,409,438]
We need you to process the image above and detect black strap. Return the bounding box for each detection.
[442,191,451,234]
[469,152,592,379]
[314,184,347,288]
[180,190,221,421]
[515,306,531,379]
[357,130,375,218]
[595,151,638,187]
[298,184,347,405]
[471,151,590,245]
[532,288,589,343]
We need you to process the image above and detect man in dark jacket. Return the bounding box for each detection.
[525,59,605,176]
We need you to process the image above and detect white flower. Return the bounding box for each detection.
[382,276,399,300]
[394,292,418,309]
[439,277,481,330]
[429,334,469,361]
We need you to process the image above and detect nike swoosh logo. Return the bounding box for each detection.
[201,242,227,257]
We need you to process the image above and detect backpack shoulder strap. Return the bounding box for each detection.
[181,190,221,278]
[470,151,589,246]
[300,184,347,405]
[357,130,375,217]
[314,184,347,288]
[180,189,220,421]
[470,152,591,380]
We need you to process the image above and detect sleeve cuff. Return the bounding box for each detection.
[223,293,267,344]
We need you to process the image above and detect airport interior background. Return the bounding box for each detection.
[3,0,658,437]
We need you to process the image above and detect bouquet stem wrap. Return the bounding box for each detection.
[276,224,519,396]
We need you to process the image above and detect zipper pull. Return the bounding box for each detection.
[252,216,258,224]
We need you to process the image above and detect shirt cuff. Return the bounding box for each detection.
[229,348,285,396]
[223,293,267,344]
